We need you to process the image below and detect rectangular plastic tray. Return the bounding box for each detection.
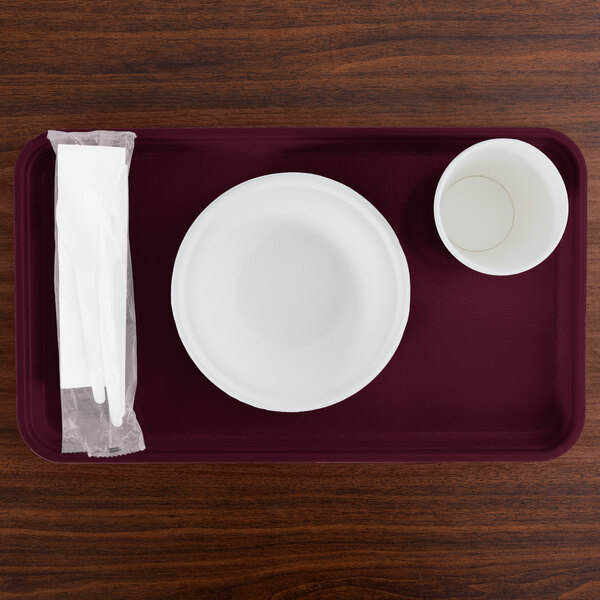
[14,128,586,462]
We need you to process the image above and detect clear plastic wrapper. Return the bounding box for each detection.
[47,130,145,457]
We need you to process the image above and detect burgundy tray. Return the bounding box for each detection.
[14,128,586,462]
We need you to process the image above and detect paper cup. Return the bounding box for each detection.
[434,138,568,275]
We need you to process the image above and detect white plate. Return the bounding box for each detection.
[171,173,410,412]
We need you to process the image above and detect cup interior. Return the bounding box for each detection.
[434,139,568,275]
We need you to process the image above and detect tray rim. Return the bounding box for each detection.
[14,127,587,463]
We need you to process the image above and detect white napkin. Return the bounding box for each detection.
[56,144,128,427]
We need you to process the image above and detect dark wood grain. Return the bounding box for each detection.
[1,1,599,598]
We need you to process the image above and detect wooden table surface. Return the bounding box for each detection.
[1,1,599,598]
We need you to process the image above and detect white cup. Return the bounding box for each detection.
[434,138,569,275]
